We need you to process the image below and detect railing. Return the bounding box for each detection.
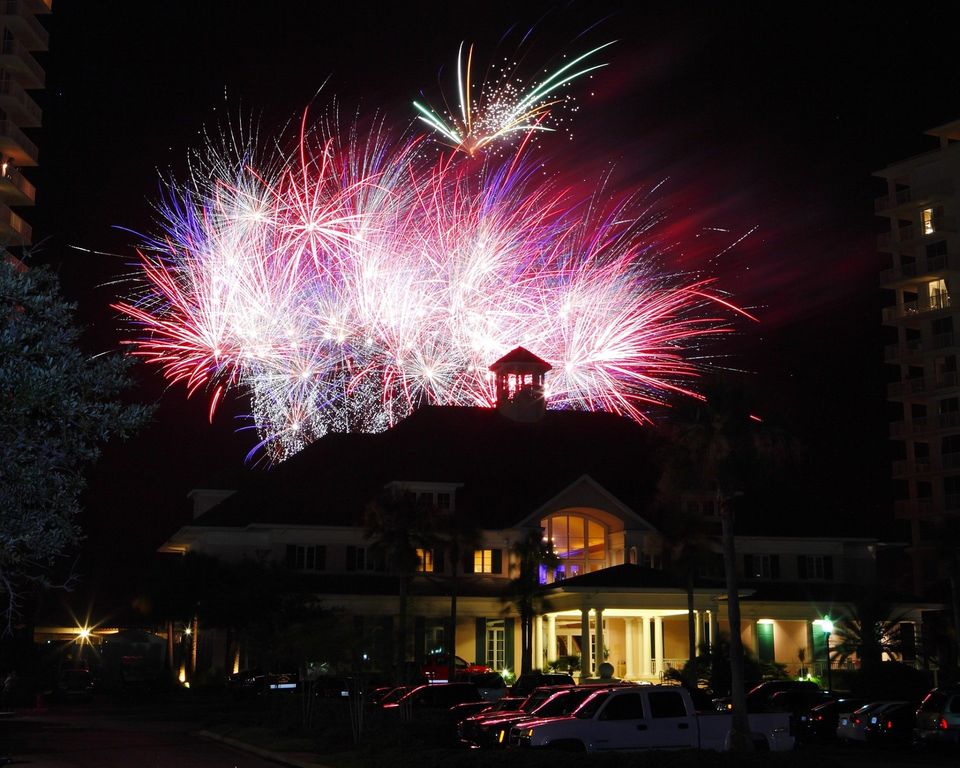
[883,294,952,322]
[945,494,960,513]
[939,411,960,429]
[0,162,34,202]
[0,37,44,86]
[875,180,955,213]
[935,371,960,390]
[0,75,41,125]
[0,198,30,243]
[881,252,960,285]
[932,332,956,350]
[895,498,935,517]
[888,378,926,398]
[0,1,49,49]
[943,451,960,470]
[0,118,37,163]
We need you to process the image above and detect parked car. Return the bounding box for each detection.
[798,698,870,741]
[837,701,906,743]
[915,686,960,746]
[863,701,915,745]
[512,685,795,752]
[421,653,489,682]
[375,685,414,708]
[511,671,576,697]
[744,680,825,712]
[450,696,523,722]
[387,682,483,710]
[55,669,95,701]
[457,671,507,702]
[462,685,633,748]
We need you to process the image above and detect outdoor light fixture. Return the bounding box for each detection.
[757,618,775,625]
[184,627,192,635]
[813,617,834,692]
[76,626,91,642]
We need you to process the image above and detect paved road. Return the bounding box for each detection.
[0,709,291,768]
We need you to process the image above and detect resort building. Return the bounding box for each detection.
[158,349,925,681]
[0,0,48,247]
[879,119,960,596]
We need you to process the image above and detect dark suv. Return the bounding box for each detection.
[511,671,576,697]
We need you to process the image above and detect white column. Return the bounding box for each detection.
[595,608,604,675]
[709,609,719,652]
[625,617,636,679]
[580,608,592,681]
[641,616,652,677]
[694,609,701,652]
[547,614,557,664]
[533,615,543,670]
[654,615,664,678]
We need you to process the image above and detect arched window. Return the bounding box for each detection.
[540,513,607,580]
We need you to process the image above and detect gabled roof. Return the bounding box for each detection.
[489,346,552,371]
[185,405,662,532]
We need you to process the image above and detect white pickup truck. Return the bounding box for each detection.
[510,685,794,752]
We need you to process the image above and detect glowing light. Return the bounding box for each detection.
[115,43,755,463]
[77,626,91,641]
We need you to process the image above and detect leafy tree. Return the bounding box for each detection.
[506,529,558,674]
[0,258,149,631]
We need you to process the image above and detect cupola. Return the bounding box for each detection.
[489,347,552,422]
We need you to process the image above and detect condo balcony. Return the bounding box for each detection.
[887,377,927,399]
[0,74,41,126]
[883,337,924,362]
[878,219,957,253]
[894,498,935,519]
[0,118,37,165]
[0,1,49,50]
[0,36,44,88]
[881,251,960,286]
[0,160,34,204]
[882,292,952,323]
[0,197,30,244]
[875,179,955,213]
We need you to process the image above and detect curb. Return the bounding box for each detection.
[196,729,333,768]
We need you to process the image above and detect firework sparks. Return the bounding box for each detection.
[413,41,614,156]
[115,43,754,463]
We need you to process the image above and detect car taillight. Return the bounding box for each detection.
[939,717,949,730]
[853,717,861,725]
[886,720,893,730]
[815,714,824,721]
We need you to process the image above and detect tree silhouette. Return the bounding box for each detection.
[364,488,437,678]
[506,529,559,674]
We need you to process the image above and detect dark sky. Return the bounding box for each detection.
[22,2,960,601]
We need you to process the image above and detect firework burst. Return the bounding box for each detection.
[115,43,755,463]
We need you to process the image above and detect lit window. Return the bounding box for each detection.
[540,514,607,581]
[923,208,935,235]
[417,548,434,573]
[929,278,950,310]
[474,549,493,573]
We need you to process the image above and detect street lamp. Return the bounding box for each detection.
[813,617,834,692]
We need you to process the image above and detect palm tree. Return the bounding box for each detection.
[659,502,713,691]
[434,508,481,682]
[364,488,437,678]
[506,529,559,674]
[832,596,909,672]
[667,380,765,751]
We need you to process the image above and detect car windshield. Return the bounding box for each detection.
[538,689,595,717]
[523,689,557,712]
[575,691,611,719]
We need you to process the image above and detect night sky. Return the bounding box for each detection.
[22,2,960,607]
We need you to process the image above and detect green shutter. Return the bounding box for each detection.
[475,617,486,665]
[797,555,807,579]
[812,625,827,661]
[504,617,515,673]
[743,554,753,579]
[465,551,475,574]
[757,622,775,663]
[492,549,503,574]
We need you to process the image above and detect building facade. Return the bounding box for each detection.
[158,351,924,681]
[879,120,960,596]
[0,0,48,247]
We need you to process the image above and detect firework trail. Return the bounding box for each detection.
[115,44,755,462]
